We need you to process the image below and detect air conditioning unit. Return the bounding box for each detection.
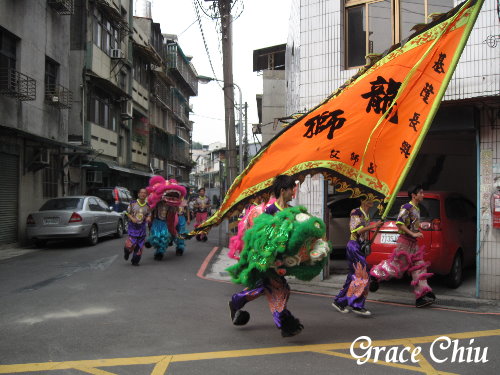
[34,149,50,165]
[86,170,103,183]
[152,157,163,169]
[110,49,125,59]
[121,100,133,119]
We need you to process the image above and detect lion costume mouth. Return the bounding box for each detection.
[162,189,183,206]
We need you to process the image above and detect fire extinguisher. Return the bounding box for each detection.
[492,188,500,228]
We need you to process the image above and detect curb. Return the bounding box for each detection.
[204,246,500,314]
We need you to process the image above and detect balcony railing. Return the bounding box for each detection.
[166,44,198,96]
[151,79,171,110]
[48,0,74,15]
[171,88,190,125]
[0,68,36,101]
[45,83,73,109]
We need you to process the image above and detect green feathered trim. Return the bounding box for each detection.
[226,206,329,288]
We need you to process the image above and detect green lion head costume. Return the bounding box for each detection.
[227,206,331,288]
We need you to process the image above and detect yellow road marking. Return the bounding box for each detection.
[406,342,444,375]
[0,329,498,374]
[151,356,173,375]
[314,350,458,375]
[73,367,118,375]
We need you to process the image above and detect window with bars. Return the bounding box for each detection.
[45,57,59,88]
[87,89,119,132]
[43,154,59,198]
[0,27,17,91]
[133,55,149,88]
[344,0,453,69]
[93,8,120,56]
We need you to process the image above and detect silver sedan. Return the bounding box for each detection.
[26,196,125,247]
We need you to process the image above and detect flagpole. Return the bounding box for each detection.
[381,0,484,219]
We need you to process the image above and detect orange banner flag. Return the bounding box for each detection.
[190,0,484,236]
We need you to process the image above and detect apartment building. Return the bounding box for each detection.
[0,0,79,244]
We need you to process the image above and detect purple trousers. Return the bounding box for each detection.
[230,276,295,328]
[334,240,370,309]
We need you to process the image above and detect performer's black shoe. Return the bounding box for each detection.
[196,235,201,241]
[369,276,379,293]
[154,253,163,261]
[416,293,435,308]
[123,248,130,261]
[228,301,250,326]
[352,307,372,316]
[176,249,184,256]
[280,315,304,338]
[331,301,349,314]
[131,262,140,266]
[202,236,208,242]
[145,241,152,248]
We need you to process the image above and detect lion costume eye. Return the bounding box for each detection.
[295,213,310,222]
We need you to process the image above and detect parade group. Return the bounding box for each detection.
[123,174,437,338]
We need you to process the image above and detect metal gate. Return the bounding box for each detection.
[0,152,19,244]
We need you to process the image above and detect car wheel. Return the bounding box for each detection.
[446,251,463,289]
[115,220,124,238]
[34,239,47,248]
[88,225,99,246]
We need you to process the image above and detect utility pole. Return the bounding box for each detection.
[218,0,237,190]
[244,102,248,167]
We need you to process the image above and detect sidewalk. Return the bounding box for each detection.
[0,244,37,262]
[206,247,500,313]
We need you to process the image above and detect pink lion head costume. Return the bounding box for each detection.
[146,176,187,209]
[228,197,276,260]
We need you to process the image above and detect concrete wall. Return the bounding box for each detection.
[478,108,500,300]
[261,70,286,145]
[0,0,70,141]
[0,1,72,243]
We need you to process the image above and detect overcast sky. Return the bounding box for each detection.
[147,0,291,145]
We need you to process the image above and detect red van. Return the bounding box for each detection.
[367,192,476,288]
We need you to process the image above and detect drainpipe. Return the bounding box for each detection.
[127,0,134,168]
[475,114,480,298]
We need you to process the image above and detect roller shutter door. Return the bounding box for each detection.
[0,152,19,244]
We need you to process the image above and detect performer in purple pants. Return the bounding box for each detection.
[332,197,381,316]
[124,188,151,266]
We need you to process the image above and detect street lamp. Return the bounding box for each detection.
[197,75,244,174]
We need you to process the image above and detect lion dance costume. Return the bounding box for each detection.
[146,176,187,260]
[227,206,331,337]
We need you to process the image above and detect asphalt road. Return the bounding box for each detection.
[0,228,499,375]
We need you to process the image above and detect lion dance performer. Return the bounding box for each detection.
[227,205,331,337]
[194,187,211,241]
[123,188,151,266]
[146,176,187,260]
[227,197,276,260]
[369,185,436,308]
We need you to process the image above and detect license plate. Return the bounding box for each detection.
[381,233,399,244]
[43,217,60,225]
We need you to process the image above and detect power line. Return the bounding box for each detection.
[192,0,220,82]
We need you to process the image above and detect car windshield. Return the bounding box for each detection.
[40,198,84,211]
[374,197,440,220]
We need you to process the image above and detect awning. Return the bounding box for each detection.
[152,69,174,86]
[86,160,153,178]
[86,71,131,100]
[93,0,131,35]
[133,41,163,67]
[0,124,93,154]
